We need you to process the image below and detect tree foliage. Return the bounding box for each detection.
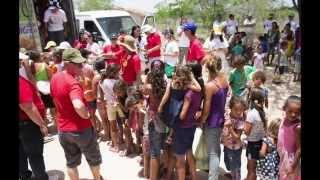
[79,0,113,11]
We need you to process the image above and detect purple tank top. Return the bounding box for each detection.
[207,80,228,128]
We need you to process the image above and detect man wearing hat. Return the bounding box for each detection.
[287,14,298,33]
[44,41,57,52]
[118,35,141,85]
[141,24,162,70]
[264,13,275,34]
[50,48,103,180]
[43,0,67,44]
[183,22,205,64]
[102,33,124,65]
[19,52,49,180]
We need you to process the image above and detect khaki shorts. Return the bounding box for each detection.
[106,103,125,121]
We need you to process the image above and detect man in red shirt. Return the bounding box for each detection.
[183,22,205,64]
[50,48,103,180]
[118,35,141,86]
[102,33,124,65]
[142,25,161,72]
[19,53,49,180]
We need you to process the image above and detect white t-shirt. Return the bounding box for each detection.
[164,41,179,66]
[253,52,265,71]
[86,42,102,55]
[263,20,273,33]
[246,108,265,142]
[279,49,288,67]
[287,20,298,33]
[204,37,229,51]
[43,9,67,32]
[212,20,226,34]
[243,18,256,34]
[101,79,117,105]
[177,26,190,47]
[225,19,238,35]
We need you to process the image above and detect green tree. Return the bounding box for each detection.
[79,0,113,11]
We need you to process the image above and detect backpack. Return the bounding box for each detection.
[159,88,187,128]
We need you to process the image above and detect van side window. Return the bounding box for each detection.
[84,20,101,36]
[145,16,155,26]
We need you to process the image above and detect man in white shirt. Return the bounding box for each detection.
[176,17,189,64]
[287,14,298,33]
[43,1,67,44]
[263,13,274,34]
[243,14,256,48]
[225,14,238,39]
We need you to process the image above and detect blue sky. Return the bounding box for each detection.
[113,0,293,13]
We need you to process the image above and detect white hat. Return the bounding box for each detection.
[19,52,29,60]
[57,41,72,50]
[141,25,154,34]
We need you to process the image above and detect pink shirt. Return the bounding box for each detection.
[221,113,244,150]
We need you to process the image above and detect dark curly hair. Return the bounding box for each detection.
[172,65,192,90]
[147,68,166,99]
[187,62,204,96]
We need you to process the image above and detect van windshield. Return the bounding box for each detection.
[97,16,136,38]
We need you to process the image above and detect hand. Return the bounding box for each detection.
[194,111,202,120]
[158,106,163,113]
[40,125,48,137]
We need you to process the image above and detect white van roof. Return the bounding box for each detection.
[75,10,131,18]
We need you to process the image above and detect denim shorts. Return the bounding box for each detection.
[173,126,196,155]
[246,140,263,160]
[148,121,166,158]
[58,127,102,168]
[224,147,242,171]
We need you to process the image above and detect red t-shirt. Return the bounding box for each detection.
[187,38,205,63]
[19,76,45,121]
[120,52,141,85]
[103,44,124,65]
[147,32,161,58]
[73,39,87,49]
[50,72,92,132]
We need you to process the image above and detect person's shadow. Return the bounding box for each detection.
[47,170,65,180]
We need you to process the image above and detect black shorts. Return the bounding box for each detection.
[58,127,102,168]
[246,140,263,160]
[172,126,196,155]
[40,93,55,108]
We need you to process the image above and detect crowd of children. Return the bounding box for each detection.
[19,12,301,180]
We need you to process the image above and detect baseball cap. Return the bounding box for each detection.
[49,1,61,9]
[183,22,197,33]
[44,41,57,50]
[62,48,86,64]
[57,41,72,50]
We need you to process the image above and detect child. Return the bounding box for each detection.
[278,96,301,180]
[231,38,244,57]
[114,80,135,156]
[257,118,281,180]
[244,88,266,180]
[273,41,288,84]
[158,65,201,180]
[221,96,247,180]
[252,44,266,71]
[293,48,301,82]
[229,55,256,97]
[100,64,124,152]
[249,71,269,109]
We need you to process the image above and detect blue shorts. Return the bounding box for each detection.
[246,140,263,160]
[224,147,242,171]
[148,122,166,158]
[173,126,196,155]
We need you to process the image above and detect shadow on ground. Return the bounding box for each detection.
[47,170,65,180]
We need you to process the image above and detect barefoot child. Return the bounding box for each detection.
[257,118,281,180]
[100,64,124,152]
[278,96,301,180]
[221,96,247,180]
[273,41,288,84]
[244,88,267,180]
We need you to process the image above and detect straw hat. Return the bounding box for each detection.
[118,35,137,52]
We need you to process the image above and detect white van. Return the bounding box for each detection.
[75,10,138,46]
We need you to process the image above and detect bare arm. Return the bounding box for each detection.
[259,142,268,157]
[188,75,201,92]
[290,125,301,171]
[147,45,161,55]
[71,99,90,119]
[158,82,171,113]
[179,95,191,120]
[200,83,215,123]
[243,121,253,136]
